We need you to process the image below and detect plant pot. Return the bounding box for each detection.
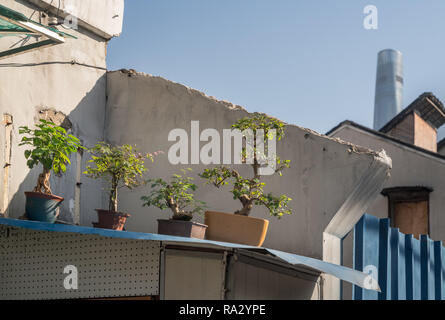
[204,211,269,247]
[93,209,130,231]
[24,192,64,223]
[157,219,207,239]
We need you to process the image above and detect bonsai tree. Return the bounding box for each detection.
[19,119,84,194]
[84,142,157,212]
[199,114,292,218]
[141,169,207,221]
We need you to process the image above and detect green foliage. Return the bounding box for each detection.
[19,119,83,174]
[231,113,286,141]
[141,168,207,221]
[200,114,292,218]
[84,142,154,212]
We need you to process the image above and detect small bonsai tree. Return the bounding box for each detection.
[200,114,292,218]
[141,169,207,221]
[19,119,84,194]
[84,142,157,212]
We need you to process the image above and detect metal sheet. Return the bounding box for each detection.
[0,224,159,300]
[0,217,375,291]
[353,214,445,300]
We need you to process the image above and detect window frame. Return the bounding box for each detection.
[381,186,433,235]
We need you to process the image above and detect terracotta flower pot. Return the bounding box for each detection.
[204,211,269,247]
[93,209,130,231]
[157,219,207,239]
[24,192,63,223]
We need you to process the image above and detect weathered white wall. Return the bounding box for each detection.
[105,70,386,259]
[0,0,111,224]
[25,0,124,39]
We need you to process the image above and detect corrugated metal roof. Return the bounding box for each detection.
[0,217,379,291]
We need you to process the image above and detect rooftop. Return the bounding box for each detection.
[326,120,445,163]
[380,93,445,133]
[0,216,375,290]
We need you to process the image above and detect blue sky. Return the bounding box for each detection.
[107,1,445,139]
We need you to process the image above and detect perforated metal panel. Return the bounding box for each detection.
[0,225,160,300]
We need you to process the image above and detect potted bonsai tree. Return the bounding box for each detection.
[19,119,84,223]
[199,114,292,246]
[84,142,156,231]
[141,168,207,239]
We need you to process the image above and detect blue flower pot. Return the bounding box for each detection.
[25,192,64,223]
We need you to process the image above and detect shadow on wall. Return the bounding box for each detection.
[6,74,107,226]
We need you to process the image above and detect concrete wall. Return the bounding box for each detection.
[105,69,385,259]
[0,0,115,224]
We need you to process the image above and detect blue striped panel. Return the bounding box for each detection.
[352,216,364,300]
[434,241,443,300]
[378,218,391,300]
[353,214,380,300]
[353,215,445,300]
[411,236,421,300]
[428,237,436,299]
[405,234,414,300]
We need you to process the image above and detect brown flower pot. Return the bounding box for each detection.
[204,211,269,247]
[93,209,130,231]
[157,219,207,239]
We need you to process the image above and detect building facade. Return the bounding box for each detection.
[328,92,445,299]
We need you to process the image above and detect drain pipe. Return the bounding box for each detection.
[322,150,391,299]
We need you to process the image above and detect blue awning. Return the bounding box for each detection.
[0,217,378,291]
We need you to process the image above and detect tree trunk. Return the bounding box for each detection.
[167,196,182,219]
[34,168,51,194]
[235,195,253,216]
[109,183,118,212]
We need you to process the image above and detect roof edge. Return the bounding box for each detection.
[380,92,445,133]
[0,217,377,291]
[327,120,445,162]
